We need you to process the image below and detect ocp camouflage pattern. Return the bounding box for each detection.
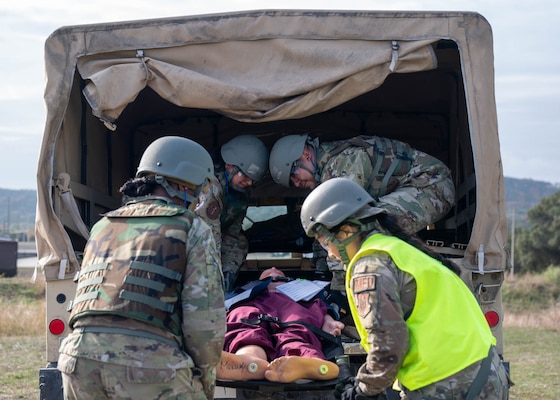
[194,166,249,291]
[59,197,225,399]
[316,135,455,233]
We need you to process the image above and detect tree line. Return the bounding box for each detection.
[509,190,560,274]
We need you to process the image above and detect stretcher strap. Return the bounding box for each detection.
[240,313,343,357]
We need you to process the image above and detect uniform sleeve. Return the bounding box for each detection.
[320,148,373,189]
[349,253,411,396]
[181,217,226,399]
[220,200,249,277]
[192,177,223,254]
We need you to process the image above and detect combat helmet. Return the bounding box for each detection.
[269,134,310,187]
[221,135,269,182]
[136,136,213,204]
[300,178,385,263]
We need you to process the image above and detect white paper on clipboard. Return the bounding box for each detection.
[276,279,330,302]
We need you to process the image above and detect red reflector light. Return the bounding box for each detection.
[49,319,66,335]
[484,311,500,327]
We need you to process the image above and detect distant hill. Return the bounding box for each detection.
[0,177,558,237]
[505,177,559,228]
[0,189,36,239]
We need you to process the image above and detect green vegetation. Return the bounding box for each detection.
[503,266,560,313]
[513,191,560,273]
[0,279,43,302]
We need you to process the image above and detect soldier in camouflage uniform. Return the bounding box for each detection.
[193,134,269,292]
[300,178,512,400]
[57,136,226,400]
[270,134,455,290]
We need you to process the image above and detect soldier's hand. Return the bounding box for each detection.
[336,379,384,400]
[334,375,355,399]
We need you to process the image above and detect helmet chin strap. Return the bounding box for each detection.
[155,175,198,207]
[332,234,358,265]
[328,220,378,265]
[293,160,318,178]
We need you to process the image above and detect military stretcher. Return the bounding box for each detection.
[214,262,368,399]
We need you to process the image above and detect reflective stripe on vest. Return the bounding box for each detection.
[346,233,495,390]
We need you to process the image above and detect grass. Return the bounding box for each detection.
[0,336,44,400]
[0,270,45,337]
[1,267,559,399]
[504,327,560,399]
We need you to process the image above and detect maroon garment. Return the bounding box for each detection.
[224,290,328,360]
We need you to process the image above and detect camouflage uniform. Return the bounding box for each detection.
[58,197,226,400]
[316,135,456,290]
[316,136,455,234]
[193,164,249,291]
[192,174,224,253]
[348,231,510,399]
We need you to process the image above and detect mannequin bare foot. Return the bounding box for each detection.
[217,351,269,380]
[264,356,339,383]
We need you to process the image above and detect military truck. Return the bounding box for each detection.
[37,9,509,399]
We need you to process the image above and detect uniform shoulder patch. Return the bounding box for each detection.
[352,274,377,319]
[206,201,222,220]
[352,274,377,293]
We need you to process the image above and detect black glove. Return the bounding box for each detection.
[335,378,383,400]
[334,376,355,400]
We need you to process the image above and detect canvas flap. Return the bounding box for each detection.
[77,38,437,124]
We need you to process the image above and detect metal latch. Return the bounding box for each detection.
[472,270,504,304]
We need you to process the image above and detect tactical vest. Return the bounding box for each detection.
[319,135,414,198]
[69,199,193,337]
[346,233,495,391]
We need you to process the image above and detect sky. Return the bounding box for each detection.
[0,0,559,190]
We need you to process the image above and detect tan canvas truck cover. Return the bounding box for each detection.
[38,9,505,277]
[36,9,507,399]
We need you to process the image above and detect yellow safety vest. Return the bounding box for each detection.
[346,233,495,390]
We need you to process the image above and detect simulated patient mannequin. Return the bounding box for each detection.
[217,267,344,382]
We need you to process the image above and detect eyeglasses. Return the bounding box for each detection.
[259,276,294,282]
[233,170,254,187]
[271,276,294,282]
[315,225,353,252]
[316,234,333,252]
